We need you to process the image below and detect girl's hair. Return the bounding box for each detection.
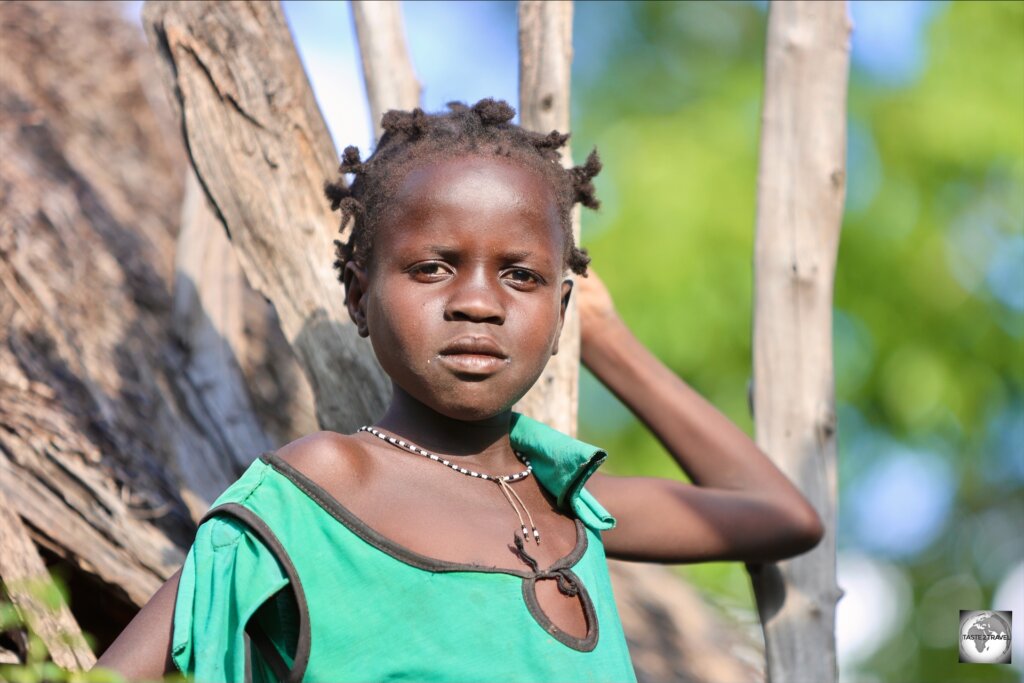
[323,98,602,280]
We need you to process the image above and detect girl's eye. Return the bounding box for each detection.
[504,268,541,286]
[410,262,450,279]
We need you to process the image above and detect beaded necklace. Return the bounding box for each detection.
[358,425,542,545]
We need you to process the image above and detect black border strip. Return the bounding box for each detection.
[200,503,311,683]
[259,451,588,577]
[522,569,600,652]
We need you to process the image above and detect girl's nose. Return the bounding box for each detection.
[444,269,505,324]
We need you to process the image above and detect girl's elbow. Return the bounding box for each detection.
[746,502,826,562]
[769,501,825,559]
[790,507,826,555]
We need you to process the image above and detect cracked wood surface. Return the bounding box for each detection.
[0,0,195,664]
[143,0,390,435]
[0,1,317,665]
[0,485,96,670]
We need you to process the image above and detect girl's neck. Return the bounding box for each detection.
[374,384,515,462]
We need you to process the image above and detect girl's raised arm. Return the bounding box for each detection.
[576,270,824,564]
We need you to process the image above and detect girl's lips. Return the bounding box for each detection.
[436,353,510,375]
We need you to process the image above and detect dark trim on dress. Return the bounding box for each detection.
[260,451,601,652]
[522,569,599,652]
[200,503,311,683]
[260,452,587,578]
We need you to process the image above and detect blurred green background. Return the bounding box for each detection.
[565,2,1024,682]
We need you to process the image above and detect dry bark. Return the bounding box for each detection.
[609,562,763,683]
[748,2,851,681]
[172,169,318,467]
[143,0,390,435]
[0,0,193,663]
[0,0,317,665]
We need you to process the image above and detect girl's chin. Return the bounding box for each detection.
[392,373,539,421]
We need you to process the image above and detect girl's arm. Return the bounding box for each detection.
[577,270,824,564]
[92,569,180,680]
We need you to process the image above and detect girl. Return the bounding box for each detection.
[96,99,823,682]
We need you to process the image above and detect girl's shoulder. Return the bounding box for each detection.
[267,429,378,511]
[193,431,366,547]
[274,430,367,476]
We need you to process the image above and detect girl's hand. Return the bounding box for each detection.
[575,268,622,353]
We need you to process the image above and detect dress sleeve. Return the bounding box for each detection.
[171,514,290,682]
[509,412,617,531]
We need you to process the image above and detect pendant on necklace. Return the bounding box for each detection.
[358,425,542,544]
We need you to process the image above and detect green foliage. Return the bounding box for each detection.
[0,578,186,683]
[572,2,1023,682]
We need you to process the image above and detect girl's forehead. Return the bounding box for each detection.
[394,153,557,207]
[371,157,564,263]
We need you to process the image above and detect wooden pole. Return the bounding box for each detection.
[516,0,580,436]
[351,0,421,142]
[749,2,851,681]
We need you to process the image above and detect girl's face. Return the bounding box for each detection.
[346,154,572,422]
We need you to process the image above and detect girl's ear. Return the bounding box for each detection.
[550,278,574,356]
[343,261,371,338]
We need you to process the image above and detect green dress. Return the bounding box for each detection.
[172,412,638,682]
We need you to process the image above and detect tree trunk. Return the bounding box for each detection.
[0,1,319,665]
[144,0,390,435]
[748,2,851,682]
[0,0,211,664]
[0,487,95,669]
[171,168,318,481]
